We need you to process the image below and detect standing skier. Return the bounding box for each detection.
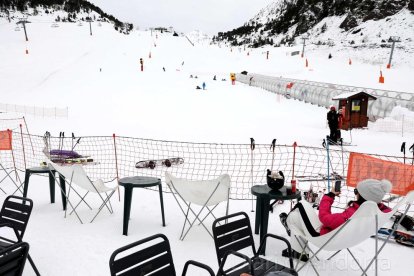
[202,82,206,90]
[327,106,338,143]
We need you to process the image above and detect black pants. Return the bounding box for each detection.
[329,126,338,142]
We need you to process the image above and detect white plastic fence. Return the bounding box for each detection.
[237,73,414,120]
[0,103,68,118]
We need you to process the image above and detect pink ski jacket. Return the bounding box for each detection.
[318,194,391,235]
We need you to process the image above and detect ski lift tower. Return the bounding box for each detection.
[301,33,309,58]
[386,36,401,69]
[16,18,30,41]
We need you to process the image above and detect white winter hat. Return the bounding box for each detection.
[356,179,392,203]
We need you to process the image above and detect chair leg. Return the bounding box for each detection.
[27,254,41,276]
[346,249,366,275]
[181,203,214,240]
[90,190,116,223]
[198,205,219,225]
[49,170,83,224]
[362,205,412,275]
[180,204,191,240]
[327,250,341,260]
[69,191,90,215]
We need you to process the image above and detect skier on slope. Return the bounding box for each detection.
[280,179,392,261]
[327,106,339,143]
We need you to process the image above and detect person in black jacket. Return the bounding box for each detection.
[327,106,338,142]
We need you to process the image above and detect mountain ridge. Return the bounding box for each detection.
[213,0,414,48]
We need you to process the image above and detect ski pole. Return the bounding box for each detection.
[340,138,345,178]
[58,132,62,152]
[401,142,406,164]
[291,142,297,190]
[72,137,81,151]
[270,138,276,171]
[71,132,75,152]
[250,138,255,212]
[325,137,331,191]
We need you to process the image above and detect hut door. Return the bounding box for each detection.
[351,99,361,127]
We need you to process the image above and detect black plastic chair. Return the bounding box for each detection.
[0,242,30,276]
[212,212,297,276]
[109,233,214,276]
[0,196,40,276]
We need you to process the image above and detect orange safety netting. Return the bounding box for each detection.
[0,130,12,151]
[347,152,414,195]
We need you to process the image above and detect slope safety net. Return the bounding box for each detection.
[0,130,411,211]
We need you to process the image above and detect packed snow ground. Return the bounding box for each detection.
[0,19,414,275]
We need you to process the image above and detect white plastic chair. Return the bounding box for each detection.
[291,191,414,276]
[165,172,231,240]
[48,160,117,223]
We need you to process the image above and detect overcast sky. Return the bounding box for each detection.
[89,0,275,35]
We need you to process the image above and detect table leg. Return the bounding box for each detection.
[254,197,261,234]
[23,170,30,198]
[158,184,166,227]
[48,171,55,204]
[123,187,133,236]
[260,197,271,255]
[58,174,67,211]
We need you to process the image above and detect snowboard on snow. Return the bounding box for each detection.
[135,157,184,169]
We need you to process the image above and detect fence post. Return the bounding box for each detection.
[19,124,27,171]
[23,116,35,156]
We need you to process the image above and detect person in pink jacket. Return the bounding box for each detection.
[280,179,392,261]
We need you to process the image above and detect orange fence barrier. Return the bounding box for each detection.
[347,152,414,195]
[0,130,12,150]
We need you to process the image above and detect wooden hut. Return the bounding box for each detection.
[332,92,377,130]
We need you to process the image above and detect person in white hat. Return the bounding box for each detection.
[280,179,392,261]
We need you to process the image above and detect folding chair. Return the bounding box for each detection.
[109,233,214,276]
[0,242,30,276]
[213,212,297,276]
[165,172,231,240]
[291,191,414,276]
[0,129,23,195]
[48,160,117,223]
[0,196,40,276]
